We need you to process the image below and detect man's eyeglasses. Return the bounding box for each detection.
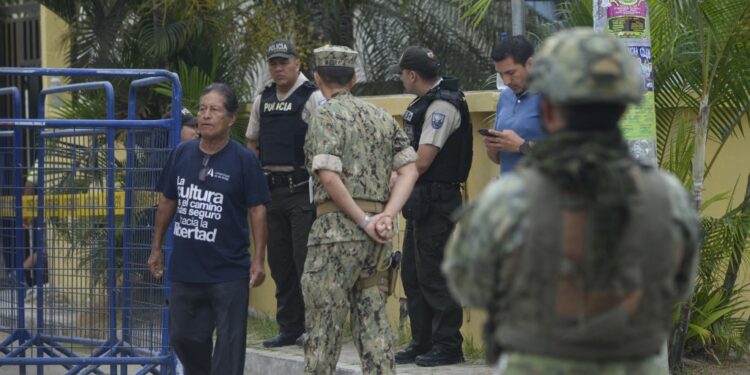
[198,155,210,182]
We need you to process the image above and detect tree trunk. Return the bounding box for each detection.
[307,0,355,46]
[335,0,354,48]
[308,0,329,44]
[692,95,709,210]
[669,94,710,373]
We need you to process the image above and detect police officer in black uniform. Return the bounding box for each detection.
[246,39,325,348]
[393,46,472,367]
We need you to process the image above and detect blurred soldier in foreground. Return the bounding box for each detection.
[302,45,418,374]
[443,28,700,375]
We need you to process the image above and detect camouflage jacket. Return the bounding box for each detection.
[304,91,416,245]
[442,168,700,313]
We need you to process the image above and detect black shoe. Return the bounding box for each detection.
[395,343,430,364]
[262,332,301,348]
[295,333,306,347]
[415,346,464,367]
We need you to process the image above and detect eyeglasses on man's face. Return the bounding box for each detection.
[198,155,210,182]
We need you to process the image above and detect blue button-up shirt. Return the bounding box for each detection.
[494,89,544,174]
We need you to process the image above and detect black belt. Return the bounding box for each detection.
[415,181,461,201]
[266,169,309,190]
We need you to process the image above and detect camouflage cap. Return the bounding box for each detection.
[313,45,358,68]
[529,28,643,105]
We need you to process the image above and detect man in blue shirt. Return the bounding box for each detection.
[483,35,544,174]
[148,83,270,375]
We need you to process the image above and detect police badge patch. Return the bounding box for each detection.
[431,112,446,129]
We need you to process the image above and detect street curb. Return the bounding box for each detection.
[244,347,362,375]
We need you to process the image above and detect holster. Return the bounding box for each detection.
[387,251,401,295]
[355,249,401,296]
[266,169,309,191]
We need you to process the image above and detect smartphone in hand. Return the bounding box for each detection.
[478,128,496,137]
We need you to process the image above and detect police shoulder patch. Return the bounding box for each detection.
[431,112,446,130]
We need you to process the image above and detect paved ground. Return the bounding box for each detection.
[246,338,494,375]
[0,339,493,374]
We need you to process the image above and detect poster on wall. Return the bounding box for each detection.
[594,0,658,165]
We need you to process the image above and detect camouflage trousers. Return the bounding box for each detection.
[496,344,669,375]
[301,240,395,375]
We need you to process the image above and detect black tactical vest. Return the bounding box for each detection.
[403,77,472,183]
[496,164,684,361]
[259,80,317,167]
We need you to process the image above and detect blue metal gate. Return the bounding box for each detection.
[0,67,182,374]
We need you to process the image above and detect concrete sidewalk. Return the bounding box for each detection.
[244,339,494,375]
[0,338,494,374]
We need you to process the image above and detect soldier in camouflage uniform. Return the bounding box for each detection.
[301,45,419,374]
[442,28,701,375]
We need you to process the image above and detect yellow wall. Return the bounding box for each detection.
[701,117,750,301]
[40,5,70,115]
[702,118,750,218]
[40,6,68,69]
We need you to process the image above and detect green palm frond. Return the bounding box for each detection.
[456,0,494,28]
[652,0,750,177]
[659,115,694,185]
[53,92,109,120]
[57,0,136,68]
[354,0,512,92]
[685,284,750,356]
[136,17,196,59]
[557,0,592,28]
[155,59,218,109]
[686,190,750,357]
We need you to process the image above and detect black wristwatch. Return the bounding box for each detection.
[519,140,532,155]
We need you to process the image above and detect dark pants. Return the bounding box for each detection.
[25,223,48,286]
[1,219,48,286]
[267,185,314,336]
[402,185,464,352]
[169,278,249,375]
